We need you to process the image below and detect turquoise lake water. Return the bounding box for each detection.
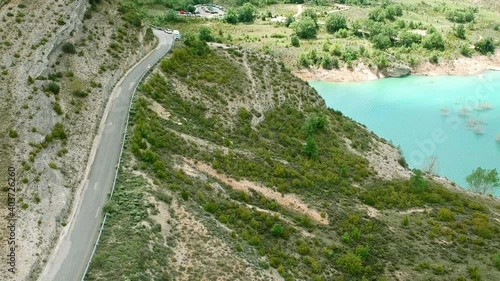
[310,71,500,195]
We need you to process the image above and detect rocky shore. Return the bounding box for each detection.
[294,52,500,83]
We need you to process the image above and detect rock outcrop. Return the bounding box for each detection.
[385,64,412,77]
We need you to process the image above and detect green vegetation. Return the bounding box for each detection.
[87,37,500,281]
[43,82,60,95]
[8,128,18,138]
[475,37,496,55]
[290,34,300,47]
[62,42,76,54]
[325,14,347,34]
[223,3,257,24]
[292,16,317,39]
[466,167,500,195]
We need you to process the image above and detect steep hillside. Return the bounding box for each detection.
[86,38,500,281]
[0,0,155,280]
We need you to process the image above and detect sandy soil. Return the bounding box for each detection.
[293,53,500,83]
[294,62,382,82]
[414,52,500,77]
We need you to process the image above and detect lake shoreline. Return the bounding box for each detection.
[294,53,500,83]
[311,71,500,198]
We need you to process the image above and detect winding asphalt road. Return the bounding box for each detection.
[38,29,174,281]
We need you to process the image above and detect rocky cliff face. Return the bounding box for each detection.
[0,1,155,280]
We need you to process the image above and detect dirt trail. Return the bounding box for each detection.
[294,4,303,18]
[183,158,328,225]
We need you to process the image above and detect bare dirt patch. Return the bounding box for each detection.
[414,52,500,77]
[182,158,329,225]
[148,99,172,120]
[294,63,382,82]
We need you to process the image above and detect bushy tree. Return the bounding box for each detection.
[398,31,422,47]
[368,8,386,22]
[466,167,500,195]
[474,37,495,55]
[422,32,445,51]
[198,26,214,42]
[62,42,76,54]
[237,3,256,23]
[223,8,238,24]
[326,14,347,34]
[371,34,392,49]
[301,8,318,27]
[291,35,300,47]
[223,3,256,24]
[292,17,317,39]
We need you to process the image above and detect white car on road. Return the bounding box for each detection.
[173,30,181,40]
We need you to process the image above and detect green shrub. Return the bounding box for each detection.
[423,32,445,51]
[460,45,472,57]
[401,216,409,227]
[447,9,475,23]
[51,123,67,140]
[291,35,300,47]
[181,189,189,201]
[475,37,496,55]
[45,82,60,95]
[62,42,76,54]
[72,89,88,98]
[455,24,466,39]
[292,17,317,39]
[271,223,284,237]
[429,53,439,64]
[371,34,392,50]
[198,26,214,42]
[467,266,481,281]
[336,252,363,275]
[492,252,500,269]
[52,102,63,115]
[8,128,18,138]
[326,14,347,34]
[437,208,455,221]
[432,264,445,275]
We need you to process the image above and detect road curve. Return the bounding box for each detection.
[38,29,174,281]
